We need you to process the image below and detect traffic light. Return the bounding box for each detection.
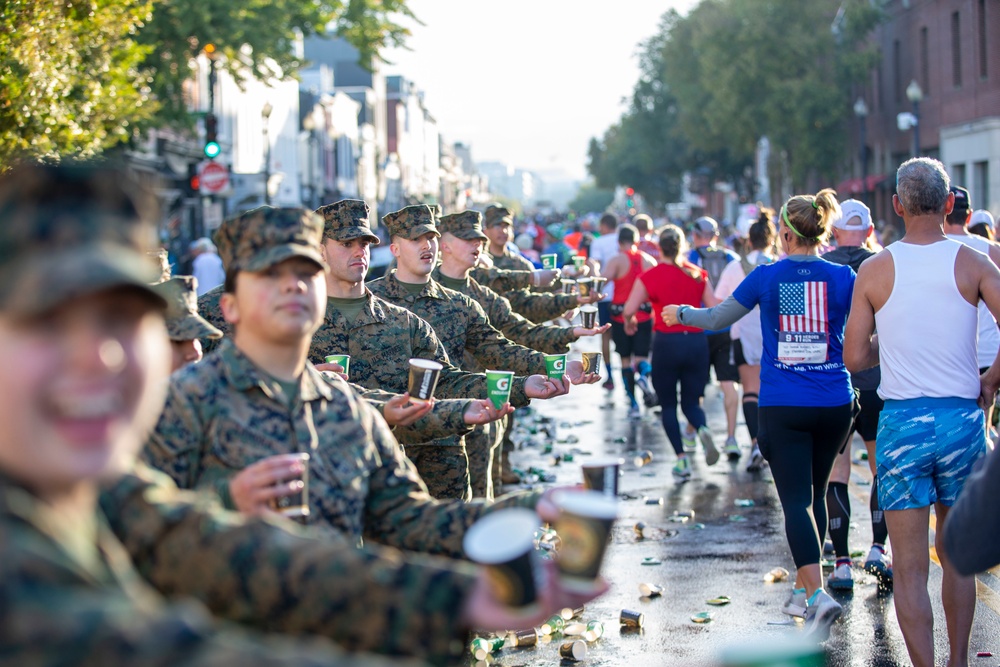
[203,113,220,159]
[625,186,635,209]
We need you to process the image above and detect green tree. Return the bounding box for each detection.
[0,0,155,165]
[568,182,614,215]
[0,0,415,165]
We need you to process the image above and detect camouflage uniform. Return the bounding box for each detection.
[151,274,223,341]
[197,280,476,452]
[371,206,550,499]
[310,199,528,499]
[101,463,478,665]
[144,207,537,555]
[0,164,427,667]
[438,211,577,498]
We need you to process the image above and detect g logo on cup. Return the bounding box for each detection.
[553,359,564,372]
[497,377,509,391]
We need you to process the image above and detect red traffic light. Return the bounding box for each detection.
[190,175,200,191]
[625,187,635,196]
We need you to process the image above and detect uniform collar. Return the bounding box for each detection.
[383,268,447,300]
[323,287,388,328]
[217,338,334,402]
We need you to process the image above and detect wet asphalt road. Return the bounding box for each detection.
[485,338,1000,667]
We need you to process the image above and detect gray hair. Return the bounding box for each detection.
[896,157,951,216]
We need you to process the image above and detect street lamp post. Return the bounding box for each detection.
[853,97,868,206]
[262,101,273,206]
[906,79,923,158]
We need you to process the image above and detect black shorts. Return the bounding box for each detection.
[851,388,884,442]
[707,331,739,382]
[611,319,651,358]
[732,338,747,367]
[597,301,613,326]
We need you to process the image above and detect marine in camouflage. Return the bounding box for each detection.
[151,275,223,342]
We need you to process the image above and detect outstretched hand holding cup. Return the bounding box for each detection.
[552,490,618,592]
[407,358,443,404]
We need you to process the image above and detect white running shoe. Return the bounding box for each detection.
[802,589,843,641]
[699,426,719,466]
[827,562,854,591]
[746,445,765,472]
[781,587,808,619]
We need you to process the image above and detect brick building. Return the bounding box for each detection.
[844,0,998,232]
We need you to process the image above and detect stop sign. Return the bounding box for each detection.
[199,161,229,194]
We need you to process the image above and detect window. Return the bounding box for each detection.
[953,164,967,189]
[952,11,962,87]
[974,162,989,210]
[979,0,988,79]
[893,40,902,103]
[920,27,930,94]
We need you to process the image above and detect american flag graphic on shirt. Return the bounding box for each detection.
[779,282,828,333]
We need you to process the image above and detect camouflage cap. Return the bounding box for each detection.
[483,203,513,228]
[315,199,380,245]
[438,210,488,241]
[150,276,223,341]
[0,162,165,317]
[382,204,440,240]
[213,205,326,273]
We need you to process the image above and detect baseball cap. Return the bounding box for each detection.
[382,205,440,240]
[315,199,380,245]
[151,276,223,342]
[832,199,872,231]
[951,185,971,213]
[0,162,166,317]
[545,223,564,239]
[483,203,513,228]
[693,216,719,236]
[971,209,995,228]
[438,210,488,241]
[213,206,326,273]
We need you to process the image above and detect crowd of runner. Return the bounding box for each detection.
[2,157,999,667]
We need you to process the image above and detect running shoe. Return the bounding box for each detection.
[627,404,642,420]
[863,545,893,589]
[681,425,697,452]
[699,426,720,466]
[802,589,843,641]
[601,378,615,391]
[781,587,808,619]
[746,445,765,472]
[724,436,741,461]
[635,374,653,399]
[827,561,854,591]
[642,390,659,407]
[672,457,691,480]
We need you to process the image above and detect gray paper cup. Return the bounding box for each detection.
[463,508,541,609]
[553,490,618,591]
[577,277,593,297]
[581,352,602,374]
[580,306,598,328]
[562,279,577,295]
[407,358,443,404]
[268,452,310,519]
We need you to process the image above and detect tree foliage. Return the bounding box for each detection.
[568,182,614,215]
[588,0,883,205]
[1,0,155,165]
[1,0,416,165]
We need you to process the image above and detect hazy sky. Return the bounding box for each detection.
[382,1,698,181]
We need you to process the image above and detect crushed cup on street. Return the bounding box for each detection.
[641,556,663,566]
[581,457,624,498]
[544,353,567,380]
[584,620,604,642]
[633,450,653,467]
[407,358,443,404]
[706,596,731,606]
[620,609,645,628]
[734,498,755,507]
[324,354,350,376]
[581,351,602,374]
[469,636,505,660]
[560,640,588,662]
[268,452,310,518]
[540,613,565,636]
[485,369,514,410]
[639,582,664,598]
[552,490,619,592]
[542,253,559,270]
[512,629,537,648]
[577,277,594,297]
[633,521,647,539]
[560,605,585,621]
[463,508,541,611]
[718,637,826,667]
[763,567,790,583]
[691,612,714,624]
[562,278,577,295]
[580,305,598,328]
[563,621,587,636]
